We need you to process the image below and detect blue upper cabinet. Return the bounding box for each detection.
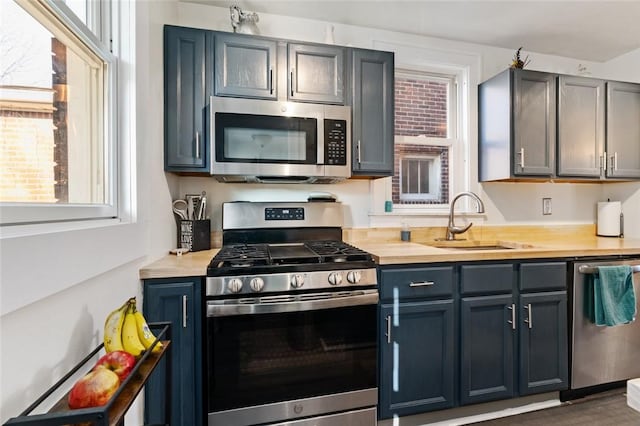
[288,43,346,104]
[164,26,209,172]
[214,33,277,100]
[351,48,395,177]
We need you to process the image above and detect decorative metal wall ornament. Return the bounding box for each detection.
[510,47,531,69]
[230,5,260,35]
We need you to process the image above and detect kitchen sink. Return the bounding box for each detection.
[422,240,535,251]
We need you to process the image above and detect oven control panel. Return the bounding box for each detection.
[265,207,305,221]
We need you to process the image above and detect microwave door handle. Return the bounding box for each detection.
[207,291,379,317]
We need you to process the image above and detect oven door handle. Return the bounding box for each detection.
[207,290,379,317]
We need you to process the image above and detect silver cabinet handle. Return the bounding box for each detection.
[518,148,525,168]
[269,68,274,95]
[182,295,187,328]
[524,303,532,329]
[613,152,618,171]
[290,70,295,97]
[603,151,607,171]
[195,131,200,159]
[507,303,516,330]
[409,281,435,287]
[357,140,361,164]
[385,315,391,344]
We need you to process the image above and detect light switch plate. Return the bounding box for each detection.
[543,198,552,215]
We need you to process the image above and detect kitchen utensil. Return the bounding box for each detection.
[172,199,189,220]
[198,192,207,220]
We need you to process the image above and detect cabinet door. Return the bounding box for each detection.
[143,278,203,426]
[607,81,640,178]
[519,291,568,395]
[378,300,455,419]
[351,49,394,176]
[288,43,345,104]
[557,76,605,178]
[164,26,207,171]
[214,33,277,99]
[460,294,515,405]
[513,70,556,176]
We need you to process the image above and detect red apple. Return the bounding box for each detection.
[94,350,136,382]
[68,367,119,409]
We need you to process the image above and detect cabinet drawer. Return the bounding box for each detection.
[519,262,567,291]
[461,264,513,295]
[380,266,454,300]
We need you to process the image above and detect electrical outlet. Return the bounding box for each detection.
[543,198,552,215]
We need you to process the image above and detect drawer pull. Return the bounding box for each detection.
[385,315,391,344]
[524,303,532,329]
[409,281,435,287]
[507,303,516,330]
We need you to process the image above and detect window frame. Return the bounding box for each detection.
[399,154,441,202]
[391,65,465,212]
[0,0,118,226]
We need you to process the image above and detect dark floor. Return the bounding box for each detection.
[469,389,640,425]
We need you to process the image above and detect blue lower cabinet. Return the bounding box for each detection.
[378,300,455,419]
[460,294,515,405]
[143,278,203,426]
[519,291,568,395]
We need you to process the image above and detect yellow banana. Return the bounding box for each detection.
[133,304,164,353]
[121,301,146,358]
[103,301,128,353]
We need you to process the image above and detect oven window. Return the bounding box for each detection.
[207,305,377,412]
[215,113,317,164]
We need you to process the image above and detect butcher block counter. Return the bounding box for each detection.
[139,225,640,279]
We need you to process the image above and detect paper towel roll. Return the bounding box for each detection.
[597,201,622,237]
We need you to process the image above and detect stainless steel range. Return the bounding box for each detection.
[205,201,378,426]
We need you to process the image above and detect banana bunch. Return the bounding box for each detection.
[103,297,164,357]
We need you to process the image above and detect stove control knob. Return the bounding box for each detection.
[290,274,305,288]
[250,277,265,292]
[347,270,362,284]
[228,278,243,293]
[328,272,343,286]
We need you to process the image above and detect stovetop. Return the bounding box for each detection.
[207,240,375,277]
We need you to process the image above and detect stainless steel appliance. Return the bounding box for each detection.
[568,258,640,392]
[205,201,378,426]
[210,97,351,183]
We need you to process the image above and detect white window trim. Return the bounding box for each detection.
[391,64,467,213]
[369,41,482,221]
[0,0,118,226]
[0,0,141,316]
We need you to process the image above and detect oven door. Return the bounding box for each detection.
[206,289,378,426]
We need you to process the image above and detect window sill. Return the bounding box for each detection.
[0,219,145,315]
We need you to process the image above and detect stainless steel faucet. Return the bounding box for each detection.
[445,192,485,240]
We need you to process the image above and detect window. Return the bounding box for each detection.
[393,69,460,207]
[0,0,116,225]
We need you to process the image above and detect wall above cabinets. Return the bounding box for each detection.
[478,68,640,182]
[163,25,395,179]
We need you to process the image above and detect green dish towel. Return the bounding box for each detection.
[587,265,636,326]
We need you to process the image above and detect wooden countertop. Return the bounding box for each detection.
[358,237,640,265]
[140,249,219,279]
[139,226,640,279]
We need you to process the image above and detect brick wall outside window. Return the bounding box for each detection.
[395,77,447,137]
[394,76,450,204]
[0,110,57,202]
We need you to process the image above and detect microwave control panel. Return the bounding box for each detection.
[324,119,347,165]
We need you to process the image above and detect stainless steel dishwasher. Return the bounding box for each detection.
[570,258,640,391]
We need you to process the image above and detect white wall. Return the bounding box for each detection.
[174,3,639,234]
[599,48,640,238]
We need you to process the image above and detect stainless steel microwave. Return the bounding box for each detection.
[209,97,351,183]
